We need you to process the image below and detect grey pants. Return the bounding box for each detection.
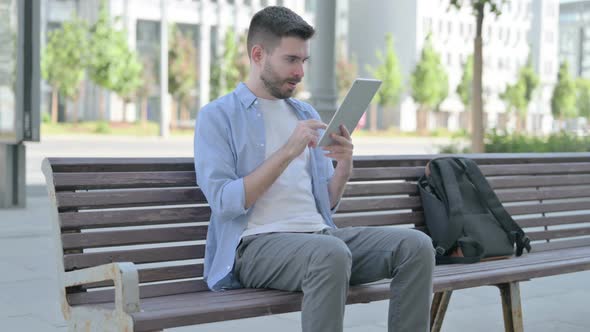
[234,226,435,332]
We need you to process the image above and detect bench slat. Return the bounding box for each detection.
[60,207,211,230]
[67,279,209,306]
[62,226,208,250]
[479,163,590,176]
[82,264,205,288]
[497,187,590,202]
[349,167,423,181]
[516,214,590,228]
[64,245,205,270]
[488,174,590,189]
[343,182,418,197]
[53,171,197,190]
[333,211,424,228]
[48,158,195,173]
[527,227,590,241]
[56,188,207,210]
[506,201,590,215]
[337,196,421,213]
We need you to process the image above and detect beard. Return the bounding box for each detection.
[260,60,300,99]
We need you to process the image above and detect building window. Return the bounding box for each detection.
[545,61,552,76]
[447,21,452,35]
[545,30,553,43]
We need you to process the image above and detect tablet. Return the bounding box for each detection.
[318,78,381,147]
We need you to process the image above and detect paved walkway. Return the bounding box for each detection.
[1,135,589,331]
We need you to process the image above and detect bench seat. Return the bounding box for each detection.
[42,153,590,332]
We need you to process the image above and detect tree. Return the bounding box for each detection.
[136,57,156,126]
[366,33,403,132]
[168,25,198,127]
[576,78,590,120]
[501,58,539,131]
[111,45,143,122]
[88,2,137,120]
[210,30,249,100]
[450,0,506,152]
[41,17,88,123]
[457,55,474,107]
[500,78,527,131]
[551,62,577,127]
[336,39,358,100]
[410,35,449,134]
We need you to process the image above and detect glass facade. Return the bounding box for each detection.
[0,0,17,142]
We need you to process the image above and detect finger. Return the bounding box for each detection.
[329,133,353,146]
[339,124,352,139]
[304,120,328,130]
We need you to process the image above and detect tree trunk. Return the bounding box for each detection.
[170,99,177,129]
[416,105,428,135]
[98,89,105,121]
[370,103,378,132]
[141,97,148,127]
[51,89,59,123]
[471,6,485,153]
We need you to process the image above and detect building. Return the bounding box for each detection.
[559,0,590,79]
[348,0,559,134]
[42,0,313,124]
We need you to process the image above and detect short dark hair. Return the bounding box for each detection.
[247,6,315,58]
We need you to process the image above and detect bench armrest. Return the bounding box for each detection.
[64,262,140,314]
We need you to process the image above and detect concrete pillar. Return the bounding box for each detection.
[309,0,337,123]
[200,0,211,107]
[0,144,26,208]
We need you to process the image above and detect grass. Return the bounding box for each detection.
[41,121,194,137]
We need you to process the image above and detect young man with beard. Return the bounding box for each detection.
[194,6,435,332]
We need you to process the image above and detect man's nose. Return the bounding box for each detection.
[294,63,304,79]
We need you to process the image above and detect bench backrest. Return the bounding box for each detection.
[42,153,590,306]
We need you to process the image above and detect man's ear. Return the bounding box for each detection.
[251,44,264,65]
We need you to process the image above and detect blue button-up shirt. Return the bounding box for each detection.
[194,83,338,291]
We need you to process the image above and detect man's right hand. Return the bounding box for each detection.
[282,120,327,159]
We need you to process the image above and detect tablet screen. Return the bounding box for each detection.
[318,78,381,147]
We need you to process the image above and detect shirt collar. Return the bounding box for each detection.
[235,82,312,115]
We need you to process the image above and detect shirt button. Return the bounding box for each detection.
[257,113,261,117]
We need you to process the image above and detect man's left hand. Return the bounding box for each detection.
[322,124,354,176]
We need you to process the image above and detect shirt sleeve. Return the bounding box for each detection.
[194,106,249,221]
[305,102,342,215]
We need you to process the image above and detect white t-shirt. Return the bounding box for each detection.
[241,98,328,238]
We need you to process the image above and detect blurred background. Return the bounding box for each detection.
[1,0,590,207]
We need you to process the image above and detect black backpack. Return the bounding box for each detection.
[417,157,531,264]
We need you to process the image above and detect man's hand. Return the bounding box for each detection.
[322,124,354,177]
[282,119,327,160]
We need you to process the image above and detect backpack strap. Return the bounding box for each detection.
[455,158,532,256]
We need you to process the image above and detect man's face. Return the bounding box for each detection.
[260,37,309,99]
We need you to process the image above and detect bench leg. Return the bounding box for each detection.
[430,290,452,332]
[498,282,524,332]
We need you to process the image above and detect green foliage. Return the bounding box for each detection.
[93,121,111,134]
[366,33,403,107]
[168,25,198,107]
[500,78,527,117]
[520,56,539,103]
[112,45,143,103]
[41,16,88,100]
[41,112,51,124]
[551,62,577,119]
[456,55,473,107]
[576,78,590,119]
[336,40,358,100]
[210,30,249,99]
[88,2,138,94]
[410,35,449,110]
[449,0,506,16]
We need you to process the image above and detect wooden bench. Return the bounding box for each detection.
[42,153,590,332]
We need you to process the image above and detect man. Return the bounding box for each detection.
[194,6,435,332]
